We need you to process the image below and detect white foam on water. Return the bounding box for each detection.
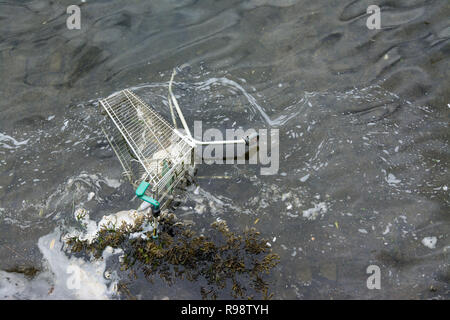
[61,120,69,131]
[0,270,52,300]
[71,209,99,243]
[302,202,327,220]
[0,132,29,150]
[68,207,151,243]
[1,171,124,230]
[0,200,157,299]
[103,178,121,188]
[87,192,95,201]
[421,237,437,249]
[385,173,401,185]
[0,229,121,300]
[0,200,161,300]
[300,174,310,182]
[382,223,392,235]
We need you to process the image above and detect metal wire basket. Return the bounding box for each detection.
[100,89,194,209]
[99,70,253,213]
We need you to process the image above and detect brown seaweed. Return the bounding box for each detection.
[65,212,280,299]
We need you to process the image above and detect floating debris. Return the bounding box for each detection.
[302,202,327,220]
[3,266,40,280]
[421,237,437,249]
[300,174,310,182]
[385,173,401,186]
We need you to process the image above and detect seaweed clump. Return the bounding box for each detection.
[66,212,279,299]
[4,266,40,279]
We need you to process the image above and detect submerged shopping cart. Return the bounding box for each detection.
[99,70,256,236]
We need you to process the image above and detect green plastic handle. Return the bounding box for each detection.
[136,181,160,210]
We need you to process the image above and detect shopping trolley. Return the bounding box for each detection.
[99,70,256,236]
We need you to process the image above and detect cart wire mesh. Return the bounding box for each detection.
[100,89,194,206]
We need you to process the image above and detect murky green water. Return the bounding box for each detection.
[0,0,449,299]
